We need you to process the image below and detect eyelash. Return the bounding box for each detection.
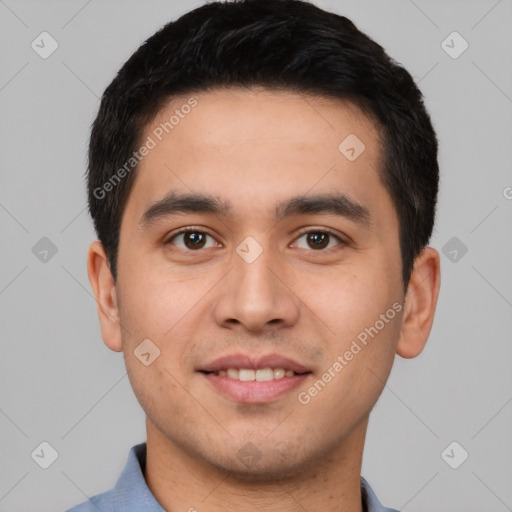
[164,226,347,253]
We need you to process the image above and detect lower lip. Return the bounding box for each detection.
[201,372,311,403]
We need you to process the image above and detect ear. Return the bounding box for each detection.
[87,240,123,352]
[396,247,441,359]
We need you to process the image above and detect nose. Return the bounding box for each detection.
[212,240,300,333]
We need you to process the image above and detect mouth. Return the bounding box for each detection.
[198,353,313,403]
[201,368,302,381]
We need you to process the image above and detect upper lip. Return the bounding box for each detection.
[200,353,312,373]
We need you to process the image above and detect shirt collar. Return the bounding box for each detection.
[112,443,165,511]
[114,443,395,512]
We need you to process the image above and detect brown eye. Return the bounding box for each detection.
[294,230,345,251]
[183,232,207,249]
[306,232,329,249]
[166,230,218,251]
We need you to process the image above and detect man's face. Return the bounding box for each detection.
[111,88,406,478]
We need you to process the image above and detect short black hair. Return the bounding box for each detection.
[87,0,439,292]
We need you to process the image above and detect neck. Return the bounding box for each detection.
[144,417,368,512]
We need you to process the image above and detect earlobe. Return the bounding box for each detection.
[396,247,441,359]
[87,240,123,352]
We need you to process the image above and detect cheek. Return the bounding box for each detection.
[117,268,198,341]
[300,266,388,331]
[117,269,210,383]
[305,263,403,378]
[125,355,190,426]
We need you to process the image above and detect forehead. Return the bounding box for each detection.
[145,87,379,157]
[123,87,394,230]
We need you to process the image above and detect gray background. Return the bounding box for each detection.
[1,0,511,511]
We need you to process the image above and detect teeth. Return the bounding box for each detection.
[227,368,239,379]
[256,368,274,381]
[274,368,285,379]
[212,367,298,381]
[239,369,255,381]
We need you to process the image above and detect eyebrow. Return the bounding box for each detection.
[139,191,372,229]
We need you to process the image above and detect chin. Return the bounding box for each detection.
[204,442,322,484]
[216,459,307,484]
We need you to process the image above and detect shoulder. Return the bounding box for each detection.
[361,476,400,512]
[64,443,147,512]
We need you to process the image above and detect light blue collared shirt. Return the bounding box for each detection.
[65,443,399,512]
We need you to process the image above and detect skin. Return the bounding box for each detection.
[88,87,440,511]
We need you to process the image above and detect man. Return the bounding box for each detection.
[69,0,441,510]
